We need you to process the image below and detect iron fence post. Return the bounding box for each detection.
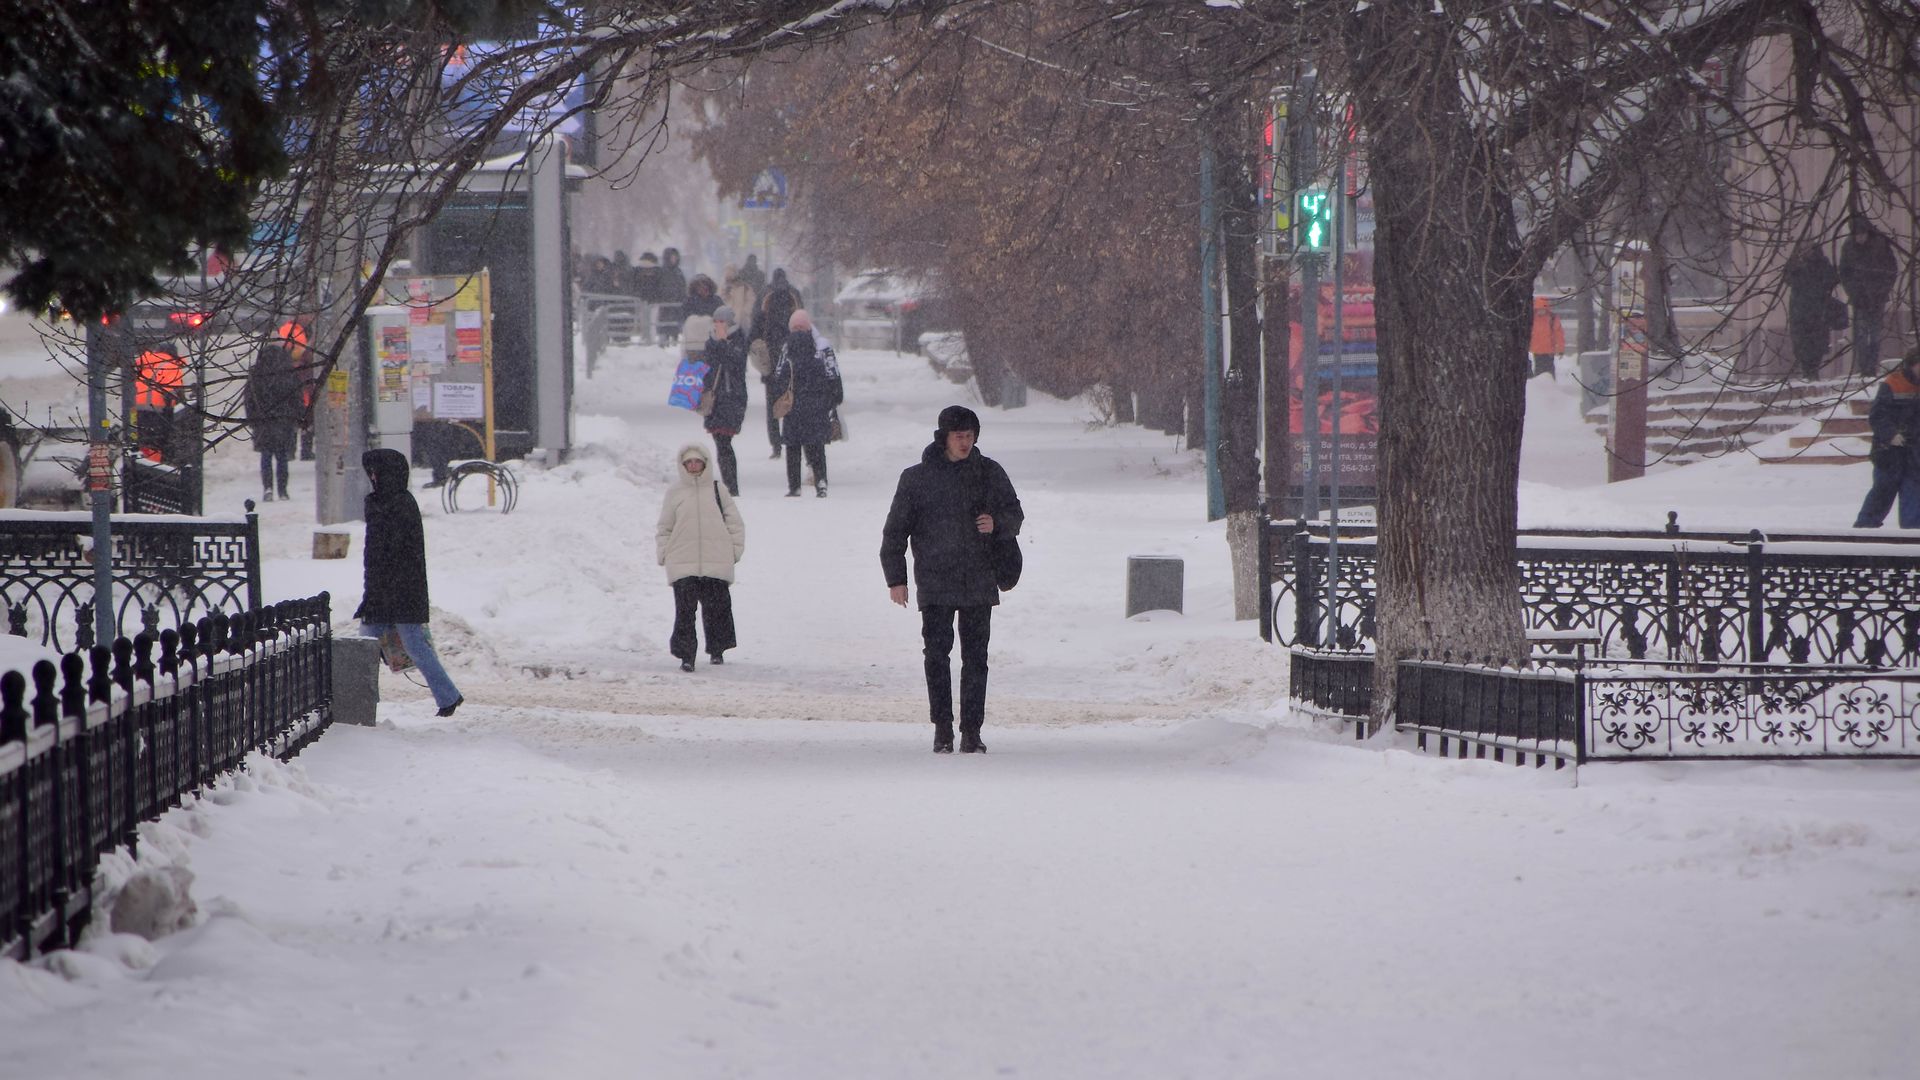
[1292,521,1316,646]
[1258,502,1273,643]
[244,509,263,612]
[1745,530,1766,664]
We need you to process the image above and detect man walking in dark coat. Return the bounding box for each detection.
[1840,217,1900,377]
[881,405,1025,753]
[354,448,463,716]
[244,344,302,501]
[1784,243,1841,379]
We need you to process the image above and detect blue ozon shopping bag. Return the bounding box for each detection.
[668,356,710,410]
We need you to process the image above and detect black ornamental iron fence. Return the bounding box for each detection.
[1262,512,1920,668]
[0,509,260,653]
[0,594,333,961]
[1288,648,1920,770]
[122,457,204,516]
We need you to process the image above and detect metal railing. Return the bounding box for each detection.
[0,594,333,960]
[0,509,260,653]
[1263,512,1920,667]
[1290,647,1920,769]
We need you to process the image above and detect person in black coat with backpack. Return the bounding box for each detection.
[881,405,1025,754]
[771,309,843,497]
[354,448,463,717]
[701,306,751,496]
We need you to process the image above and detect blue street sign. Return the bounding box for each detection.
[742,168,788,210]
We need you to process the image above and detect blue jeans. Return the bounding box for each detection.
[361,622,462,710]
[1854,454,1920,529]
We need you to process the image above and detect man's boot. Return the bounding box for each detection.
[933,721,954,754]
[959,728,986,754]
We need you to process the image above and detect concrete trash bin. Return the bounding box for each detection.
[332,634,382,726]
[1126,556,1184,617]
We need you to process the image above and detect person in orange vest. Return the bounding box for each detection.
[1528,296,1566,379]
[134,346,185,463]
[1854,348,1920,529]
[277,320,319,460]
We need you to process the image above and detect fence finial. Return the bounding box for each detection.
[0,670,26,742]
[112,638,134,694]
[61,653,86,717]
[31,660,58,730]
[88,646,111,704]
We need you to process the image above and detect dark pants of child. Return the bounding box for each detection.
[671,576,737,662]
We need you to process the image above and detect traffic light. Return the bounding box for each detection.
[1297,188,1333,252]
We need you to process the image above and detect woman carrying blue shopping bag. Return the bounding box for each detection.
[355,448,463,717]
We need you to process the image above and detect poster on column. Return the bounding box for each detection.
[1288,259,1381,495]
[377,273,494,446]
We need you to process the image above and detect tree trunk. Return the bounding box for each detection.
[1216,106,1266,619]
[1352,10,1530,725]
[1224,509,1262,621]
[1218,107,1264,515]
[1110,382,1136,424]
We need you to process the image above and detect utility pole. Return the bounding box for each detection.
[1201,144,1225,521]
[1295,74,1321,526]
[83,321,119,648]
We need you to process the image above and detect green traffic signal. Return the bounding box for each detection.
[1297,188,1332,251]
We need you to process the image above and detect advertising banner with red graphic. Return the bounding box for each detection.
[1288,248,1380,500]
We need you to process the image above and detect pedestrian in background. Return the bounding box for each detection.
[244,343,301,502]
[753,269,805,459]
[882,405,1025,754]
[773,309,843,498]
[656,444,746,672]
[684,273,721,317]
[1784,242,1841,380]
[355,448,463,717]
[1854,347,1920,529]
[702,306,750,496]
[1528,296,1566,379]
[1840,217,1900,377]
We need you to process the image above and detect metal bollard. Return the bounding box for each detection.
[331,635,382,726]
[1125,556,1184,617]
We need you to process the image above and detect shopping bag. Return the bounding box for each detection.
[668,356,710,411]
[378,628,415,673]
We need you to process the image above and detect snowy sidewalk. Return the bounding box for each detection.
[2,334,1917,1077]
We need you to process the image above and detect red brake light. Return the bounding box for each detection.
[168,311,209,330]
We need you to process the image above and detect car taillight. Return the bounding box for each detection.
[169,311,209,330]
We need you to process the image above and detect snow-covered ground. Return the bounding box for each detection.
[2,318,1917,1078]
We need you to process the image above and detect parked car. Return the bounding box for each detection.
[833,270,930,352]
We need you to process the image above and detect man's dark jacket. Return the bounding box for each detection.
[881,443,1024,609]
[354,448,430,623]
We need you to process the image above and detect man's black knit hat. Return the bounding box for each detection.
[936,405,981,440]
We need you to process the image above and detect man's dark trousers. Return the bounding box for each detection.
[923,605,991,731]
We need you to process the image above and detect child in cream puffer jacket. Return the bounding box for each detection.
[655,443,746,671]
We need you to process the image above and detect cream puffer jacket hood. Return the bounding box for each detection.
[656,444,745,583]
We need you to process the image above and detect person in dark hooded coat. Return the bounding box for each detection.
[700,305,751,495]
[880,405,1024,753]
[751,269,804,457]
[244,344,302,501]
[354,448,463,716]
[771,309,843,497]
